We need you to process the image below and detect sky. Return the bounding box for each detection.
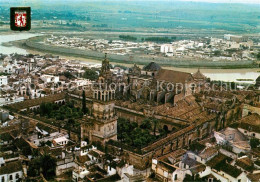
[2,0,260,4]
[180,0,260,4]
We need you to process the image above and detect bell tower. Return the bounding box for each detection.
[99,53,112,83]
[81,54,117,145]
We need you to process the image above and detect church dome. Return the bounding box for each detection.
[143,62,161,71]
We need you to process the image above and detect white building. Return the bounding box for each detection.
[214,128,251,154]
[160,44,174,56]
[0,161,23,182]
[53,136,69,146]
[0,76,8,86]
[40,74,59,83]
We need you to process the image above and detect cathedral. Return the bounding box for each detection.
[81,54,207,145]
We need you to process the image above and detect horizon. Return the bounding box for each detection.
[1,0,260,5]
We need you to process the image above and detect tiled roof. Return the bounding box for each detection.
[8,92,66,110]
[235,156,254,172]
[155,69,193,84]
[190,164,206,174]
[143,124,195,152]
[0,161,22,175]
[157,149,186,161]
[247,173,260,182]
[157,161,177,173]
[206,153,232,170]
[220,163,242,178]
[199,147,218,159]
[239,113,260,133]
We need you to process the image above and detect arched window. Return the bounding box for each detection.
[2,177,4,182]
[9,175,13,180]
[112,124,114,130]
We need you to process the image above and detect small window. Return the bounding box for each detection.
[238,179,241,182]
[9,175,13,180]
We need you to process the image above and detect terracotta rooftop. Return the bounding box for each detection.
[247,172,260,182]
[220,163,242,178]
[190,164,206,174]
[198,147,218,160]
[157,149,186,161]
[235,156,254,172]
[154,95,205,121]
[155,69,193,84]
[206,153,232,169]
[205,91,234,99]
[157,160,177,173]
[142,124,195,152]
[239,113,260,133]
[8,92,66,110]
[0,161,23,175]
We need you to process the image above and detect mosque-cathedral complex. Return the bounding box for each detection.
[75,54,243,169]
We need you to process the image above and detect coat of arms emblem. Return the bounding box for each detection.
[15,11,27,27]
[10,7,31,31]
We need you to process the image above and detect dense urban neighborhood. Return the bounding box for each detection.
[0,52,259,182]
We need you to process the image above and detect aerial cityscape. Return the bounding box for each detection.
[0,0,260,182]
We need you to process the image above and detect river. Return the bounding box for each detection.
[0,32,259,84]
[0,32,40,54]
[164,67,260,84]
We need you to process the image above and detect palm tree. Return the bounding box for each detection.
[82,90,87,114]
[152,118,159,136]
[68,118,75,139]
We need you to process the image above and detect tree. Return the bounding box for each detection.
[257,52,260,60]
[27,156,41,177]
[140,118,152,130]
[250,138,260,148]
[40,154,57,180]
[63,71,74,79]
[68,118,75,139]
[83,69,98,80]
[27,154,56,179]
[152,118,159,136]
[82,90,87,114]
[230,82,236,90]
